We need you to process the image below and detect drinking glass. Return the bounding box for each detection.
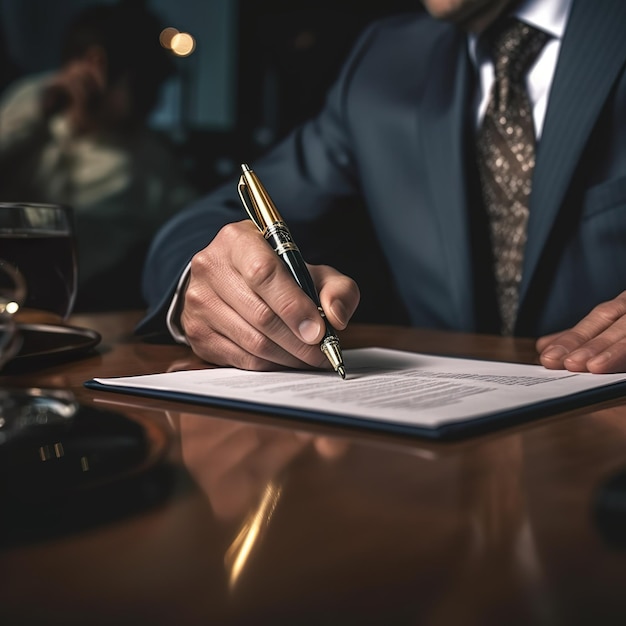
[0,203,77,324]
[0,258,26,370]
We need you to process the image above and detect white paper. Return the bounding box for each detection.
[90,348,626,430]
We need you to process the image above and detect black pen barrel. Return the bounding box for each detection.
[268,232,340,343]
[241,166,345,378]
[279,249,319,305]
[280,249,339,341]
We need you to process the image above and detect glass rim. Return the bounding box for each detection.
[0,202,73,213]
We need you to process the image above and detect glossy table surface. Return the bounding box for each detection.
[2,312,626,625]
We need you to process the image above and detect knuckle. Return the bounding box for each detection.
[189,333,221,365]
[243,255,279,290]
[184,280,219,317]
[182,314,210,344]
[252,300,277,330]
[220,221,260,253]
[183,277,204,307]
[219,221,243,243]
[592,300,620,322]
[568,329,590,344]
[246,329,275,359]
[277,295,308,321]
[183,287,203,312]
[190,247,218,276]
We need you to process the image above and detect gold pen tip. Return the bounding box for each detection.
[337,365,346,380]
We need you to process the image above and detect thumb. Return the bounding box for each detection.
[310,264,360,330]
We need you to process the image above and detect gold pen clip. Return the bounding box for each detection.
[238,169,263,232]
[238,164,284,235]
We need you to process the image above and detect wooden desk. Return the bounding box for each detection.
[2,312,626,625]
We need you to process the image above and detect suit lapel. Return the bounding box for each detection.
[519,0,626,310]
[420,27,477,331]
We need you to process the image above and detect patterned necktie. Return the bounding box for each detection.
[476,19,550,335]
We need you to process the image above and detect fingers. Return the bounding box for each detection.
[180,221,359,371]
[230,228,326,345]
[182,264,324,370]
[537,293,626,373]
[535,331,561,353]
[312,264,360,330]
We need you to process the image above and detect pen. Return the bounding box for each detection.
[237,163,346,379]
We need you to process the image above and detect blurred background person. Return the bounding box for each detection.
[0,0,198,311]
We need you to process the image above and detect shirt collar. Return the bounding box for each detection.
[468,0,573,65]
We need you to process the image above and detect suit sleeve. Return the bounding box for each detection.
[136,21,385,339]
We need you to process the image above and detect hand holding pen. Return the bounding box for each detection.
[177,167,360,373]
[238,164,346,378]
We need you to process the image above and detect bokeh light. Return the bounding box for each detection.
[171,32,196,57]
[159,27,179,49]
[4,301,19,315]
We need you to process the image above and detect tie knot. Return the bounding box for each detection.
[484,18,550,83]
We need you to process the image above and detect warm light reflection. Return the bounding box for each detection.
[159,27,179,49]
[160,27,195,57]
[224,481,282,590]
[3,301,19,315]
[171,32,196,57]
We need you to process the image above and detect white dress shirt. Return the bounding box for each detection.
[469,0,573,139]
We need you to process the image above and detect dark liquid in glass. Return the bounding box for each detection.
[0,231,77,320]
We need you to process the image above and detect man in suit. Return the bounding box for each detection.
[139,0,626,374]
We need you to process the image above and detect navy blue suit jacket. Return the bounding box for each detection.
[139,0,626,339]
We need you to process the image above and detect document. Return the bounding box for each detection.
[85,348,626,438]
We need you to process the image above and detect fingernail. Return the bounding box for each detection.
[541,345,568,361]
[330,301,348,328]
[299,318,321,343]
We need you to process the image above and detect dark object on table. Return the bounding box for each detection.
[1,323,101,372]
[0,388,173,545]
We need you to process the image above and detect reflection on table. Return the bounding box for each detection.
[1,312,626,625]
